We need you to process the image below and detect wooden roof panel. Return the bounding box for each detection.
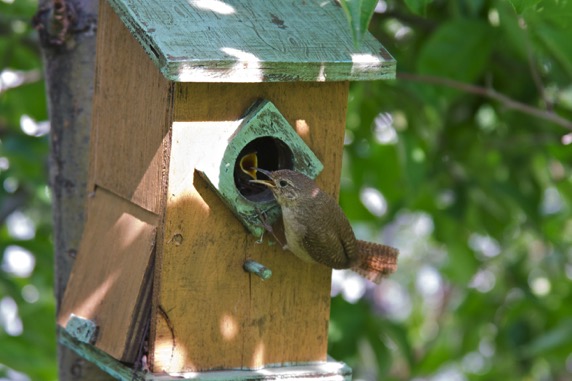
[108,0,396,82]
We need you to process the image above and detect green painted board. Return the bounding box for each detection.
[107,0,395,82]
[194,99,324,237]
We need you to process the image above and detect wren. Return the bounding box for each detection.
[251,169,398,284]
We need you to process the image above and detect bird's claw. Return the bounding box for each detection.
[253,207,286,248]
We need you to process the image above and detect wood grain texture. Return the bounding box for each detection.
[106,0,395,82]
[89,1,172,214]
[60,326,352,381]
[150,82,349,372]
[58,187,158,362]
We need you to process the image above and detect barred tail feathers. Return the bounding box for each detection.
[351,240,399,284]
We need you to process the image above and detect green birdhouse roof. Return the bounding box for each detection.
[107,0,396,82]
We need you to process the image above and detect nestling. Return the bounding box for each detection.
[250,169,398,284]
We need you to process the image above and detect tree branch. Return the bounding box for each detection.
[36,0,111,379]
[397,72,572,131]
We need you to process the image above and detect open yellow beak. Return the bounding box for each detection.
[239,152,259,180]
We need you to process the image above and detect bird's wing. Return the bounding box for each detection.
[300,205,357,269]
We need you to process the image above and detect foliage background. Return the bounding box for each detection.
[0,0,571,380]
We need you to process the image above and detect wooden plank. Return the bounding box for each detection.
[89,1,172,214]
[59,327,352,381]
[58,187,158,362]
[106,0,395,82]
[150,81,349,372]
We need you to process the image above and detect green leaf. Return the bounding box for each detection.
[521,0,572,77]
[507,0,541,14]
[338,0,378,46]
[521,318,572,357]
[533,22,572,77]
[417,19,495,83]
[403,0,430,15]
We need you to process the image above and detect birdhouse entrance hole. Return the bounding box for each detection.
[235,137,294,202]
[191,99,324,237]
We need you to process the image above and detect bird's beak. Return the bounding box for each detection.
[253,167,271,177]
[249,168,275,188]
[249,179,275,188]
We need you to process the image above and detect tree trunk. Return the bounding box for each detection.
[35,0,112,379]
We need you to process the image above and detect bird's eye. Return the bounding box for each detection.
[279,180,288,187]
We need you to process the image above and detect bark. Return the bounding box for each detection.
[34,0,112,379]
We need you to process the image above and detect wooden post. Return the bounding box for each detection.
[57,0,395,377]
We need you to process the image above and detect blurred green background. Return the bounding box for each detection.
[1,0,571,380]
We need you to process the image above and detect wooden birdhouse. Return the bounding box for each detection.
[57,0,395,378]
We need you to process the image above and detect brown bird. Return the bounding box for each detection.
[251,169,398,284]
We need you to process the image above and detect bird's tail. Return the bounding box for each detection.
[351,240,399,284]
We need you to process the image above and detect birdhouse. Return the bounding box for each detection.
[57,0,395,379]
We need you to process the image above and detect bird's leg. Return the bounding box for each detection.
[254,207,287,249]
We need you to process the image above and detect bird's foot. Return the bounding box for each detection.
[254,207,287,248]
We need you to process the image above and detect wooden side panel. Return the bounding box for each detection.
[150,82,349,372]
[58,188,158,362]
[89,1,172,214]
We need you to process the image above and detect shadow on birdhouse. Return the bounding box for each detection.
[196,99,323,237]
